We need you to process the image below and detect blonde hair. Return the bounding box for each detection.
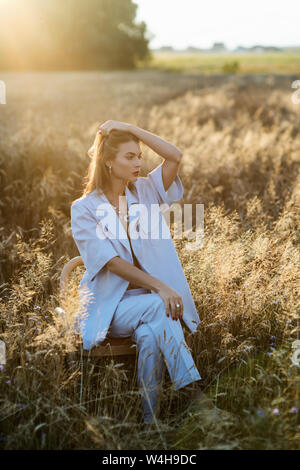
[77,129,141,200]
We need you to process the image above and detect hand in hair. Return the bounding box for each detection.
[98,120,132,136]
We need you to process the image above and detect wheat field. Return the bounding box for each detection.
[0,71,299,449]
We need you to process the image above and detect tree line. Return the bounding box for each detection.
[0,0,152,70]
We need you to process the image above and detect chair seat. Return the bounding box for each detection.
[75,334,137,357]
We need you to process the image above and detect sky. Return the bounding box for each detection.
[134,0,300,50]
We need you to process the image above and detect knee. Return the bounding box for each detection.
[140,294,166,324]
[134,324,156,350]
[151,294,166,315]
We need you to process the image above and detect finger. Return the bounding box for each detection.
[174,298,182,321]
[169,299,178,321]
[163,299,169,318]
[168,299,173,319]
[174,298,181,320]
[178,300,182,320]
[179,298,184,319]
[168,298,174,320]
[176,300,181,321]
[99,124,108,135]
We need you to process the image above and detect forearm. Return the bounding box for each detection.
[128,124,182,163]
[106,256,165,293]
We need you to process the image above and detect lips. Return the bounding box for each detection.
[133,171,139,176]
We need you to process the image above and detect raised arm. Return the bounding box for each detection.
[128,124,183,191]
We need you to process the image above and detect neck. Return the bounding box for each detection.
[106,178,127,198]
[104,178,129,209]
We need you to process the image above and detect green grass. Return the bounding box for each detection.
[138,52,300,75]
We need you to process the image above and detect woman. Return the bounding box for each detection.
[71,120,214,423]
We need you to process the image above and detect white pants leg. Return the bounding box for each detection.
[107,287,202,422]
[131,322,165,422]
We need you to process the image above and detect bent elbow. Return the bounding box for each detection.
[106,256,120,271]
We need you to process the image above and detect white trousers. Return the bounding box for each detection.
[107,287,202,422]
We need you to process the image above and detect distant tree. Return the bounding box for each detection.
[0,0,152,70]
[211,42,227,52]
[158,46,175,52]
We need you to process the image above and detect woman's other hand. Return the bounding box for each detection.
[157,284,184,321]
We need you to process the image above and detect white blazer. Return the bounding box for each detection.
[71,162,201,350]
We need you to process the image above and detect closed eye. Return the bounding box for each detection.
[127,154,143,160]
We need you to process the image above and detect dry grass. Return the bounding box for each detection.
[0,71,299,449]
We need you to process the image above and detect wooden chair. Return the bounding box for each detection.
[55,256,195,409]
[55,256,193,359]
[55,256,137,358]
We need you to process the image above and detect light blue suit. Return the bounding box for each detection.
[71,162,201,349]
[71,162,202,421]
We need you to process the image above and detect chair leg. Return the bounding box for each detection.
[79,343,84,406]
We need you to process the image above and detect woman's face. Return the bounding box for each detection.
[107,140,142,182]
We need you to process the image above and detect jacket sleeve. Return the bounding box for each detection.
[71,200,119,282]
[146,162,184,206]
